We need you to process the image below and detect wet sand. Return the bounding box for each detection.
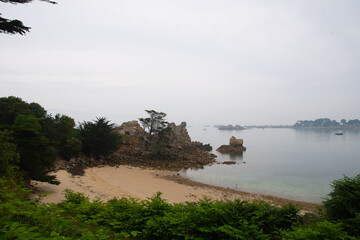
[32,165,319,212]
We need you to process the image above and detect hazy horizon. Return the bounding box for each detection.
[1,0,359,126]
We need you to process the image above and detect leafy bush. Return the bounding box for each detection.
[59,191,300,240]
[323,174,360,236]
[323,174,360,220]
[281,220,357,240]
[0,179,120,239]
[0,129,20,176]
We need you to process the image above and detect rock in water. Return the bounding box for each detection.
[217,136,246,153]
[229,136,243,146]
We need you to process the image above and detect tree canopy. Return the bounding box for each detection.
[0,129,20,176]
[13,114,58,184]
[0,96,124,183]
[78,117,121,159]
[0,0,56,35]
[0,96,79,183]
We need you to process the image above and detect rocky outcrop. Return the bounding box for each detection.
[58,120,217,174]
[168,122,191,146]
[168,122,213,152]
[222,161,237,165]
[216,136,246,153]
[191,141,213,151]
[114,120,145,138]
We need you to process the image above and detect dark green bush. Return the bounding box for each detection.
[78,117,122,158]
[323,174,360,237]
[323,174,360,220]
[281,220,357,240]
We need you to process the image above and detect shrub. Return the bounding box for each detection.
[281,220,357,240]
[323,174,360,220]
[323,174,360,237]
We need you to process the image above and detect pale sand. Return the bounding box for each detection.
[32,166,319,212]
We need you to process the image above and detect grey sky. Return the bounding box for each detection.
[1,0,359,125]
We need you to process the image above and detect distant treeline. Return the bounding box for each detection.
[294,118,360,128]
[215,124,245,130]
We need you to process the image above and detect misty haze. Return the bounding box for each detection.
[1,0,360,239]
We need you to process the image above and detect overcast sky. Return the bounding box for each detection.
[1,0,359,126]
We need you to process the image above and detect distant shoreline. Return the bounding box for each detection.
[291,126,360,130]
[217,126,360,130]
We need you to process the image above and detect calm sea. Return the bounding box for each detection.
[182,126,360,203]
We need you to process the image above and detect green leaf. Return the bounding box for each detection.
[131,230,141,237]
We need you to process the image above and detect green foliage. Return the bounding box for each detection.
[78,117,121,158]
[0,96,79,160]
[323,174,360,220]
[280,220,357,240]
[59,191,300,240]
[0,179,117,239]
[0,0,57,35]
[0,96,32,127]
[13,114,58,184]
[139,110,173,155]
[139,110,168,140]
[151,126,173,155]
[29,102,47,119]
[0,129,20,176]
[323,174,360,236]
[2,177,360,240]
[42,114,81,160]
[63,137,82,160]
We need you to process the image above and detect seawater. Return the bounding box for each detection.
[182,127,360,203]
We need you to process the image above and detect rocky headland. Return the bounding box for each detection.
[55,120,216,174]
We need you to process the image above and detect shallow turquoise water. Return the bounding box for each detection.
[182,127,360,203]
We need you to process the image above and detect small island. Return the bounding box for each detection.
[216,136,246,153]
[215,124,245,130]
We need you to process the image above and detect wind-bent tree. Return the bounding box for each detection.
[78,117,121,158]
[139,110,173,155]
[139,110,168,143]
[0,0,56,35]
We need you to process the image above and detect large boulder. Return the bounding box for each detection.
[217,137,246,153]
[229,136,243,146]
[114,120,145,137]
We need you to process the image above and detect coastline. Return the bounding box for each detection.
[32,165,319,212]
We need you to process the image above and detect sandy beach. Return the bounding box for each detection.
[32,165,319,212]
